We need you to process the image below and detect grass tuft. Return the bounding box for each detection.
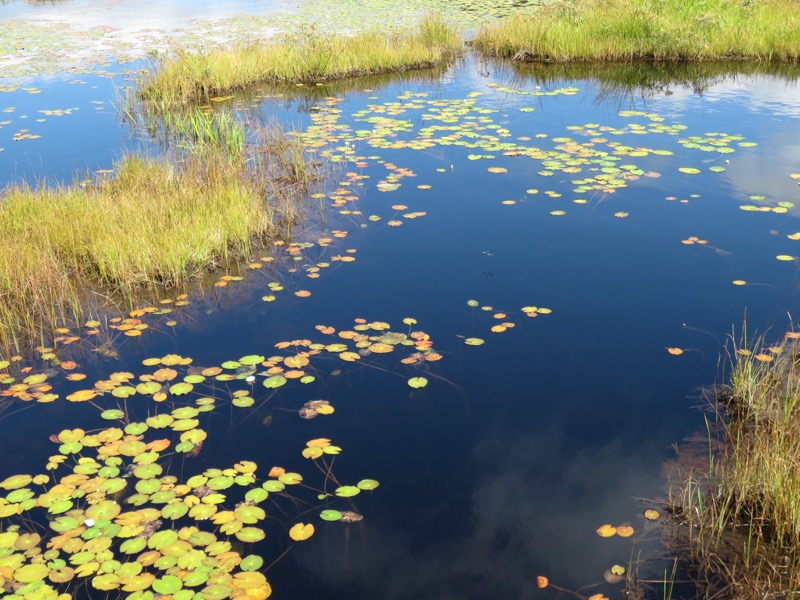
[472,0,800,62]
[672,329,800,598]
[139,16,462,105]
[0,121,317,351]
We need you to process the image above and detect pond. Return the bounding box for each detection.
[2,3,800,600]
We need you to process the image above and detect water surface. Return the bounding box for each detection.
[2,21,800,600]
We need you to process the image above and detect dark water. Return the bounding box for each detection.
[2,55,800,600]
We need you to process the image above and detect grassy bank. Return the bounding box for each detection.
[472,0,800,62]
[0,124,314,350]
[140,16,462,105]
[674,333,800,597]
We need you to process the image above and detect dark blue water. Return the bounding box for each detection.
[2,56,800,600]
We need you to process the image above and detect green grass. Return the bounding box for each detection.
[139,16,462,105]
[673,331,800,597]
[0,123,316,351]
[472,0,800,62]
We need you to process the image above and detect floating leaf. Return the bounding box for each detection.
[15,563,50,583]
[66,389,97,402]
[152,575,183,595]
[235,527,265,543]
[239,355,265,365]
[240,555,264,572]
[263,375,287,389]
[0,474,33,490]
[644,509,660,520]
[320,509,343,522]
[536,576,549,589]
[335,485,360,497]
[289,523,315,541]
[596,524,616,537]
[667,347,684,355]
[357,479,380,491]
[407,377,428,388]
[616,525,634,537]
[464,338,484,346]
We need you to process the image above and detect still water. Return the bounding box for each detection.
[2,7,800,599]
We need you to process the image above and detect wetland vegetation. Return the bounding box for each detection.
[0,118,315,351]
[473,0,800,62]
[139,16,462,105]
[2,0,800,599]
[672,332,800,597]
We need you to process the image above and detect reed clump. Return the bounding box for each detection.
[673,333,800,598]
[472,0,800,62]
[139,16,462,105]
[0,122,316,351]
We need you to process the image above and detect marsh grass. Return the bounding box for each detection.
[0,120,317,351]
[473,0,800,62]
[139,16,462,105]
[672,332,800,598]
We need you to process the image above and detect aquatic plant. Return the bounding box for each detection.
[0,310,442,597]
[672,331,800,597]
[472,0,800,62]
[0,313,446,598]
[0,135,314,351]
[138,16,463,105]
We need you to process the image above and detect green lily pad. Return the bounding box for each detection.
[133,463,162,480]
[263,375,287,389]
[235,527,265,543]
[357,479,380,491]
[182,571,209,587]
[125,422,148,435]
[234,505,266,524]
[172,406,199,419]
[162,502,189,520]
[146,414,174,428]
[169,382,193,395]
[101,409,125,420]
[152,575,182,595]
[335,485,361,498]
[262,480,285,492]
[239,355,265,365]
[240,555,264,572]
[244,488,268,504]
[112,386,136,399]
[148,529,179,550]
[14,563,50,583]
[320,509,343,521]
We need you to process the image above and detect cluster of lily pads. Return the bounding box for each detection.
[294,87,762,222]
[2,316,449,597]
